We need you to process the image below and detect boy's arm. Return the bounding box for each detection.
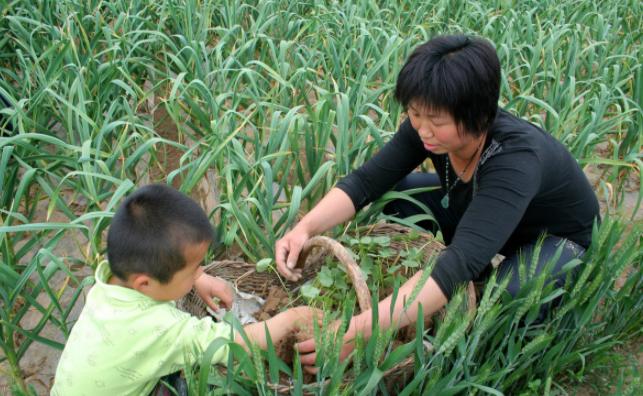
[235,306,320,350]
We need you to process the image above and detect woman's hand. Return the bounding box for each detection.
[275,188,357,281]
[194,273,234,311]
[275,226,310,281]
[295,320,354,373]
[296,273,448,372]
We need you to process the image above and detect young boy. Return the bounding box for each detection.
[52,184,318,396]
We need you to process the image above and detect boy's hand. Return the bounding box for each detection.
[194,273,234,311]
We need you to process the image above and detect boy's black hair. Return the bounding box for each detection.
[107,184,214,283]
[395,34,501,136]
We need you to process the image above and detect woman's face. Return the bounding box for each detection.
[407,100,475,155]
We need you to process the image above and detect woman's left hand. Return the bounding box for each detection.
[194,273,234,311]
[296,325,355,373]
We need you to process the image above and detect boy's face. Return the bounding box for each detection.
[142,241,208,302]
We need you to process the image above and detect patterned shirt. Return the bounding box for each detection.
[51,261,233,396]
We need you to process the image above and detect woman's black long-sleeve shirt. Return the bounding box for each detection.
[336,109,600,299]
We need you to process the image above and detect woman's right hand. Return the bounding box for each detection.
[275,188,357,281]
[275,226,310,281]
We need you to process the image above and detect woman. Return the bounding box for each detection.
[275,35,600,367]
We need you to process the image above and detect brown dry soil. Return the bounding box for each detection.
[255,287,290,322]
[1,167,640,394]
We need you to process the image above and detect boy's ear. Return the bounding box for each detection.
[130,273,154,292]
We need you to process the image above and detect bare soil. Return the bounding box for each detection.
[254,287,290,322]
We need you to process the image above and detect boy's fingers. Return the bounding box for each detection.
[221,289,234,309]
[198,289,224,312]
[217,297,230,310]
[205,299,219,311]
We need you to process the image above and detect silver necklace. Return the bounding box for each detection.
[441,137,485,209]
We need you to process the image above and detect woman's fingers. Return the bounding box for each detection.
[285,242,304,281]
[296,339,318,366]
[302,359,319,374]
[275,232,307,281]
[275,240,297,281]
[296,335,353,373]
[295,337,316,354]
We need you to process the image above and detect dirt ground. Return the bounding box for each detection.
[1,166,640,395]
[0,197,92,395]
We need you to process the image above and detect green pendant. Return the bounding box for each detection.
[441,194,449,208]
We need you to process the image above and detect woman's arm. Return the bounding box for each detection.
[276,119,427,281]
[296,271,447,366]
[348,271,447,339]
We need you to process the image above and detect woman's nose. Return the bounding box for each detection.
[418,124,433,138]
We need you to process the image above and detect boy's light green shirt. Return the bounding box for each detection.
[51,261,234,396]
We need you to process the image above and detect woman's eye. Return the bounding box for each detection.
[431,119,446,126]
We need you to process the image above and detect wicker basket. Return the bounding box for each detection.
[178,223,476,393]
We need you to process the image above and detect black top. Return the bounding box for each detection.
[336,109,600,299]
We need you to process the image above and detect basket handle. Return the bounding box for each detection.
[297,236,373,313]
[296,236,477,318]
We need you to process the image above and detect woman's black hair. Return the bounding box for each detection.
[395,34,501,136]
[107,184,214,283]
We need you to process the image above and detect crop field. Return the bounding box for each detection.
[0,0,641,394]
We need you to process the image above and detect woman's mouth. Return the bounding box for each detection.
[423,142,438,151]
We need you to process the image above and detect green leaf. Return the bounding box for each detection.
[315,266,332,288]
[401,259,420,268]
[198,337,230,396]
[357,368,384,396]
[255,258,272,273]
[380,341,414,371]
[372,236,390,246]
[300,284,320,299]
